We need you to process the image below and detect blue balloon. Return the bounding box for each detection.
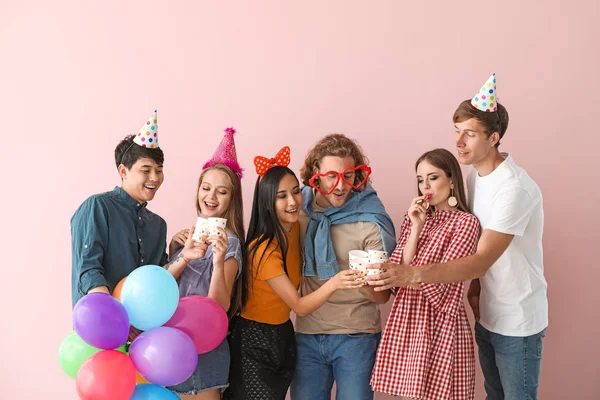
[120,265,179,331]
[130,384,180,399]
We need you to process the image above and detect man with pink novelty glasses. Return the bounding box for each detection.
[289,134,396,400]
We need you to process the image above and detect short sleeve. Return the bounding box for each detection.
[389,214,411,265]
[440,213,481,263]
[363,222,384,252]
[253,242,286,281]
[388,215,411,295]
[487,187,535,236]
[420,213,481,314]
[225,235,243,280]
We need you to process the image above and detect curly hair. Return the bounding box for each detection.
[299,134,370,187]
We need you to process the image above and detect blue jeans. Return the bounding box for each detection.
[475,322,546,400]
[290,332,381,400]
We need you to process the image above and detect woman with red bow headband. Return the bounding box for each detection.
[224,146,363,400]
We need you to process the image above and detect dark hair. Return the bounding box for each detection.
[415,148,469,213]
[196,164,247,318]
[300,133,370,187]
[453,100,510,148]
[241,166,298,312]
[114,135,164,169]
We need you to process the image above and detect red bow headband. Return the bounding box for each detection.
[254,146,291,177]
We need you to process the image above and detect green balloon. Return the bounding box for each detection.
[58,331,127,379]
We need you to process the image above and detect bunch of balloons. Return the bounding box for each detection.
[58,265,229,400]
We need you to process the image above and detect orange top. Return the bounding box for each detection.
[241,222,302,324]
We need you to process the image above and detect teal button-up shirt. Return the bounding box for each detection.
[70,186,168,307]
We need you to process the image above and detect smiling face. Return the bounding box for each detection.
[197,168,232,218]
[274,173,302,231]
[119,157,164,204]
[455,118,499,167]
[313,155,357,209]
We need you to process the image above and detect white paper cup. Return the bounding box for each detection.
[367,250,388,260]
[349,257,369,271]
[366,268,383,276]
[349,257,370,281]
[207,217,227,238]
[366,254,387,276]
[192,217,209,242]
[349,250,369,261]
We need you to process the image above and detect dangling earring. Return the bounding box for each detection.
[447,187,458,208]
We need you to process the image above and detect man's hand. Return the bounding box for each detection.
[365,262,416,291]
[88,286,110,295]
[169,228,190,256]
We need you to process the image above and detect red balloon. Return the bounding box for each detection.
[76,350,136,400]
[164,296,228,354]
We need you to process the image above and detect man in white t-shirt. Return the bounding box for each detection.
[367,73,548,400]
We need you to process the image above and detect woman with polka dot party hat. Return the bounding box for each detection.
[165,127,246,399]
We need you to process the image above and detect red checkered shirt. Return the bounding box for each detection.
[371,211,480,399]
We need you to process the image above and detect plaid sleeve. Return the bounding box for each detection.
[388,214,411,295]
[420,213,480,314]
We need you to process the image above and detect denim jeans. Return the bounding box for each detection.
[475,322,546,400]
[290,332,381,400]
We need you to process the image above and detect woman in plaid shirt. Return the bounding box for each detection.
[370,148,480,400]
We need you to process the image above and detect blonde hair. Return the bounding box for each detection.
[197,164,246,317]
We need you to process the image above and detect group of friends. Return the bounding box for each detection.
[70,73,548,400]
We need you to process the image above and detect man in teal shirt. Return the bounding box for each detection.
[71,111,197,308]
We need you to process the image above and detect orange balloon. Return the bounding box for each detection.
[113,277,126,301]
[136,371,151,384]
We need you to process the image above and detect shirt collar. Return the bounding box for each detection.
[113,186,148,211]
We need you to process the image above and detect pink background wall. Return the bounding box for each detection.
[1,1,598,398]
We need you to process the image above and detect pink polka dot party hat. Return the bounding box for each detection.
[471,73,497,112]
[134,110,159,148]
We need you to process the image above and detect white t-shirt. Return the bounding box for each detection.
[467,153,548,337]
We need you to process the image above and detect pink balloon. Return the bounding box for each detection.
[164,296,228,354]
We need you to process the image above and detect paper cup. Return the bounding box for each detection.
[349,257,370,281]
[192,217,209,242]
[366,252,387,276]
[349,257,369,271]
[207,217,227,238]
[367,250,388,260]
[349,250,369,261]
[366,268,383,276]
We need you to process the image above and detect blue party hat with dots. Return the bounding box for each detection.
[133,110,159,148]
[471,73,497,112]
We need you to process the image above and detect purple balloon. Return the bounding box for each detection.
[164,296,228,354]
[73,293,130,350]
[129,327,198,386]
